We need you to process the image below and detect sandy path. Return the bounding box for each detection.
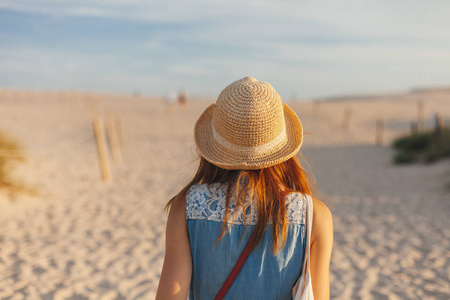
[304,145,450,299]
[0,91,449,299]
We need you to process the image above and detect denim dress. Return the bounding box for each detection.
[186,183,308,300]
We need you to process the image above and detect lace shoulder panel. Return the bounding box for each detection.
[186,183,307,225]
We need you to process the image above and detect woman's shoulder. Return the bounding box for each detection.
[311,198,333,244]
[312,198,332,222]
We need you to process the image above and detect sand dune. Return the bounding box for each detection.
[0,89,449,299]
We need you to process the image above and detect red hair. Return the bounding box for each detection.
[165,155,317,254]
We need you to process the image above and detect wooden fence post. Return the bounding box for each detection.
[342,108,352,131]
[115,117,125,149]
[106,112,123,164]
[434,114,443,131]
[435,114,444,147]
[417,101,424,132]
[93,118,111,182]
[410,121,418,135]
[375,119,385,146]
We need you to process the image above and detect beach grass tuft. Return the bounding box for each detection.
[0,128,32,198]
[393,126,450,164]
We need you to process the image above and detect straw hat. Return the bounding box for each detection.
[194,76,303,170]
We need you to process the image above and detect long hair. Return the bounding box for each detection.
[165,155,317,254]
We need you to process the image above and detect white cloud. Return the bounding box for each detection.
[65,6,111,18]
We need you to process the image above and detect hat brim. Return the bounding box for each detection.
[194,103,303,170]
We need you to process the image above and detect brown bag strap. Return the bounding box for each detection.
[214,229,257,300]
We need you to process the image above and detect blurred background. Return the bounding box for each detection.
[0,1,449,299]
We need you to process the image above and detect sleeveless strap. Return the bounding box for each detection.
[301,196,313,286]
[214,229,257,300]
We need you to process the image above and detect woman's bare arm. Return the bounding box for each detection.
[310,199,334,300]
[155,201,192,300]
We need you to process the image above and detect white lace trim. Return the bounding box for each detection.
[185,183,307,225]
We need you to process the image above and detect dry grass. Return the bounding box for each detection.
[0,129,35,199]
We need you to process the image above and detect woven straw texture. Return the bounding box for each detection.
[195,76,303,170]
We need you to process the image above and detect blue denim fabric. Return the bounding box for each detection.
[186,184,307,300]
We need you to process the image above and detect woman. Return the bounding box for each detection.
[156,77,333,299]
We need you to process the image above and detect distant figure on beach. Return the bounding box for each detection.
[156,77,333,300]
[166,91,177,106]
[132,89,141,98]
[178,90,187,106]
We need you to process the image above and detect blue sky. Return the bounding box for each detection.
[1,0,450,99]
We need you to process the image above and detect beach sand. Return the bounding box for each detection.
[0,89,449,299]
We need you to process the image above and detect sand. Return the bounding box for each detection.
[0,89,449,299]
